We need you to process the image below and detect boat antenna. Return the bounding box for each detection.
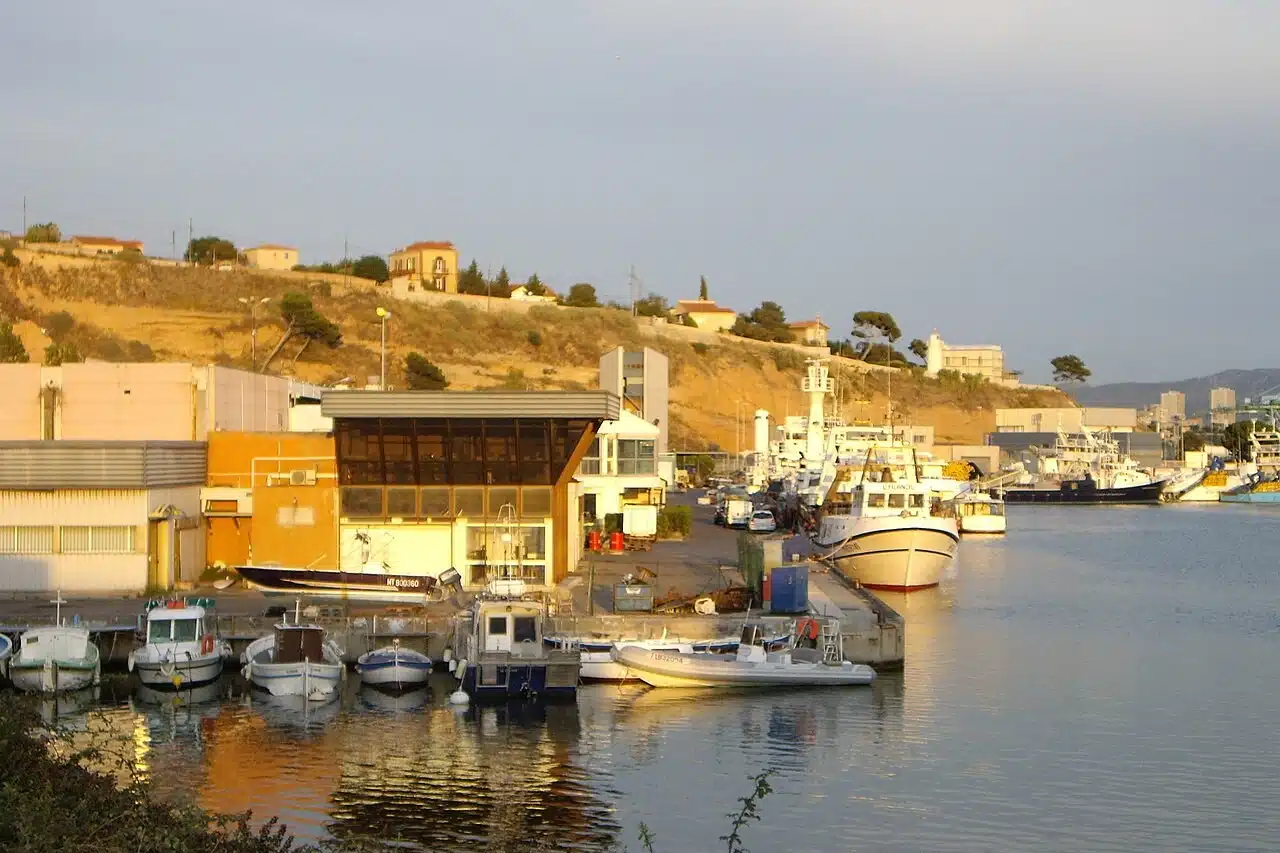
[294,598,301,626]
[52,589,66,626]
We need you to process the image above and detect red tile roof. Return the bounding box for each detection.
[251,243,296,251]
[674,299,736,314]
[395,241,456,254]
[789,319,830,329]
[72,235,124,246]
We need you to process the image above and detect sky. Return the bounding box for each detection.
[3,1,1278,384]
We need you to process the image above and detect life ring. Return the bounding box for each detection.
[795,618,820,642]
[200,634,216,656]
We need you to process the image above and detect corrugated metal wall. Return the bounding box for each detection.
[142,444,208,486]
[209,367,292,432]
[0,442,206,489]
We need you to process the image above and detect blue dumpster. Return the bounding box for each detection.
[768,564,809,614]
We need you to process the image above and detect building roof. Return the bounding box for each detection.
[321,390,620,420]
[248,243,296,252]
[393,241,456,255]
[72,235,125,246]
[674,299,736,314]
[596,409,660,437]
[788,318,830,330]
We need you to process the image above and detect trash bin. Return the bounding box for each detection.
[613,582,654,612]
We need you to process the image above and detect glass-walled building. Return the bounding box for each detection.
[321,391,617,589]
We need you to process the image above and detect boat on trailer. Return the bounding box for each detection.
[612,619,876,689]
[356,640,434,690]
[128,597,231,690]
[241,603,346,701]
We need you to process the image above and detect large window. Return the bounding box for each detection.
[61,526,135,554]
[579,437,602,476]
[0,526,54,554]
[617,439,656,475]
[381,419,416,485]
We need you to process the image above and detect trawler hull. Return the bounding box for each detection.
[816,516,959,591]
[1003,480,1164,505]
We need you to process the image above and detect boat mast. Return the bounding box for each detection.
[52,589,65,627]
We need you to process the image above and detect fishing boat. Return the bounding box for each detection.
[355,640,434,690]
[952,489,1007,534]
[612,619,875,688]
[128,597,231,690]
[812,450,959,591]
[447,581,580,701]
[1160,468,1208,502]
[544,632,780,682]
[8,593,101,695]
[241,603,346,700]
[1004,427,1165,505]
[233,564,461,602]
[1221,430,1280,504]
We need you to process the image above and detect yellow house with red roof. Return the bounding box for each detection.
[672,298,737,332]
[71,235,144,255]
[389,240,458,293]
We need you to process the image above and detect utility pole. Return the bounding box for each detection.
[187,218,193,265]
[486,265,492,313]
[170,230,176,262]
[22,195,26,238]
[343,233,349,288]
[376,307,391,389]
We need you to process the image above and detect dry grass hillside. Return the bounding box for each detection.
[0,255,1068,448]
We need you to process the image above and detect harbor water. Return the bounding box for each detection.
[30,504,1280,852]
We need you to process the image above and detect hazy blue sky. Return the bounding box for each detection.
[3,1,1277,383]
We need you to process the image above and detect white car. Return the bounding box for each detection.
[748,510,777,533]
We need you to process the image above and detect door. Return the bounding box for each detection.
[148,519,175,591]
[484,615,511,652]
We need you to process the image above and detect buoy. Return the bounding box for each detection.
[449,689,470,706]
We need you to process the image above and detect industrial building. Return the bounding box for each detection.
[994,407,1138,434]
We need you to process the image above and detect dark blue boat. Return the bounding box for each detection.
[451,593,579,702]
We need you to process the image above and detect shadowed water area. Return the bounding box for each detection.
[34,504,1280,851]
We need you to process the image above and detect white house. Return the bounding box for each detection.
[574,410,665,522]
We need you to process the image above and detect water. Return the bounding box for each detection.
[36,504,1280,851]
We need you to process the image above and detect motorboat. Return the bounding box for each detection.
[448,581,580,701]
[611,619,875,688]
[8,594,101,694]
[241,603,346,701]
[128,597,231,690]
[0,632,11,680]
[355,640,434,690]
[233,564,462,602]
[545,631,772,682]
[812,451,959,591]
[952,490,1007,534]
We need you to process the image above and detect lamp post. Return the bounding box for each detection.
[238,296,270,371]
[376,306,391,390]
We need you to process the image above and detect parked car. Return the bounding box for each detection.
[748,510,777,533]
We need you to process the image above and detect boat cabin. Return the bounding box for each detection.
[955,496,1005,518]
[274,625,326,664]
[477,599,545,657]
[139,599,214,645]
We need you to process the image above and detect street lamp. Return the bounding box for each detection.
[238,296,270,371]
[376,307,391,390]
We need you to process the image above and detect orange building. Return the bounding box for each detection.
[203,432,338,570]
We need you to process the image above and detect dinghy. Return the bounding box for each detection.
[241,603,345,701]
[545,631,788,681]
[128,597,231,690]
[9,593,101,695]
[612,619,875,689]
[355,640,434,690]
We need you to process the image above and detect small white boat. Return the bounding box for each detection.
[9,594,101,694]
[0,632,12,679]
[953,490,1007,534]
[128,597,231,690]
[241,603,345,701]
[356,641,434,690]
[546,632,786,681]
[612,619,876,689]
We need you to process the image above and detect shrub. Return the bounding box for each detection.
[44,310,75,340]
[656,505,693,538]
[692,342,709,356]
[404,352,449,390]
[0,247,17,267]
[527,329,542,347]
[0,322,29,363]
[127,340,156,361]
[772,347,804,371]
[43,341,82,366]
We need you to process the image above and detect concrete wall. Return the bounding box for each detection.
[0,364,43,439]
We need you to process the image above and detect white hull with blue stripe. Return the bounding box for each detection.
[356,645,434,689]
[241,627,345,700]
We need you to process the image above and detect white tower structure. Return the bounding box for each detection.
[752,408,771,486]
[802,359,833,464]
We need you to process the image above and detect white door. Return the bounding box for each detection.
[484,615,511,652]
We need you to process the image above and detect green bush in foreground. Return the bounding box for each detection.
[656,505,693,538]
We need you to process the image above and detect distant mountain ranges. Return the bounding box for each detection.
[1070,369,1280,414]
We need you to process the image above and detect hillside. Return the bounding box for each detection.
[1072,369,1280,414]
[0,254,1068,449]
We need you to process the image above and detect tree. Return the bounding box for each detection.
[45,311,75,341]
[184,236,237,265]
[260,291,341,371]
[492,266,512,297]
[564,283,600,308]
[457,259,486,295]
[1223,420,1261,460]
[852,312,902,359]
[699,275,709,300]
[0,322,29,363]
[44,341,82,366]
[404,352,449,390]
[24,223,60,243]
[351,255,389,283]
[1050,354,1091,384]
[731,301,794,342]
[634,292,670,317]
[908,338,928,362]
[1183,430,1206,453]
[524,273,546,296]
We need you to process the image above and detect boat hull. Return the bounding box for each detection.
[1003,480,1164,504]
[459,661,579,701]
[959,515,1007,534]
[10,661,99,694]
[1220,490,1280,504]
[544,637,743,681]
[612,646,875,688]
[234,564,441,601]
[246,660,344,698]
[817,517,959,591]
[132,655,225,690]
[356,649,434,689]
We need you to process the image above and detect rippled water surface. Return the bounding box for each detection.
[47,505,1280,851]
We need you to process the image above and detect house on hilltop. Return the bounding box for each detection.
[672,299,737,332]
[788,317,830,347]
[243,244,299,271]
[510,283,556,303]
[925,330,1012,384]
[389,240,458,293]
[71,235,144,256]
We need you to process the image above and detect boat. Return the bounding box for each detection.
[355,640,434,690]
[1220,430,1280,504]
[0,632,11,680]
[1003,427,1166,505]
[612,619,876,688]
[543,631,786,682]
[8,594,101,694]
[1179,468,1246,502]
[128,597,231,690]
[447,581,580,701]
[241,603,346,700]
[952,489,1007,534]
[1160,468,1208,502]
[812,449,959,591]
[233,564,462,602]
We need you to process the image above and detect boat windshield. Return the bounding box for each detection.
[174,618,199,642]
[148,619,171,642]
[513,616,537,643]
